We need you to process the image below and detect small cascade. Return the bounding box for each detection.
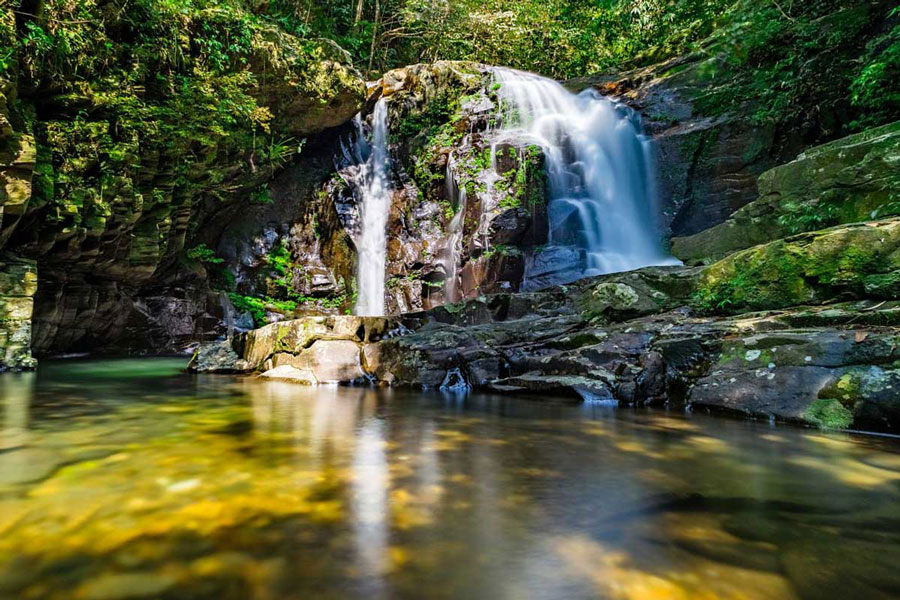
[442,154,467,303]
[219,294,235,338]
[353,99,392,316]
[490,67,679,283]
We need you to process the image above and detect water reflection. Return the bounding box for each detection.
[0,359,898,599]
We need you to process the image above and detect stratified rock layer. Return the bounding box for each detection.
[192,265,900,432]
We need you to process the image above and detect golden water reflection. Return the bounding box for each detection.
[0,359,898,599]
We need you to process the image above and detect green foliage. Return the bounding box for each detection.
[228,293,268,326]
[689,0,899,131]
[263,136,306,168]
[187,243,224,264]
[250,186,274,205]
[850,6,900,127]
[228,290,348,326]
[267,240,294,288]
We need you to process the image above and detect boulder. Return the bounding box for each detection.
[192,316,400,383]
[259,365,318,385]
[693,219,900,314]
[673,121,900,263]
[188,340,254,374]
[304,340,365,383]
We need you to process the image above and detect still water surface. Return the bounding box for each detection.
[1,358,899,600]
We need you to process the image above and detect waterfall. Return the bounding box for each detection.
[354,99,392,316]
[491,68,679,285]
[442,154,467,303]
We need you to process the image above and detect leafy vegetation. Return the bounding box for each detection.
[186,244,224,265]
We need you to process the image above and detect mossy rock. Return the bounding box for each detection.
[693,218,900,314]
[804,398,854,429]
[673,121,900,264]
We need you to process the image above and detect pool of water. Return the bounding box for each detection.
[1,358,899,600]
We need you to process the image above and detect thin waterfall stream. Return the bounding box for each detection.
[442,153,467,303]
[353,98,391,316]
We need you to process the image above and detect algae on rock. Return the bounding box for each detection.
[673,121,900,264]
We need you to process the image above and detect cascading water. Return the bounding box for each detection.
[442,153,467,303]
[351,99,392,316]
[491,67,679,284]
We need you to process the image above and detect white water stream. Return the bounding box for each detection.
[353,99,392,316]
[441,153,467,303]
[491,67,678,280]
[348,68,676,314]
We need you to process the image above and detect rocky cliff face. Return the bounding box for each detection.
[0,2,366,364]
[192,120,900,433]
[221,61,550,322]
[571,53,803,239]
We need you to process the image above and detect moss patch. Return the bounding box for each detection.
[804,398,854,430]
[693,219,900,314]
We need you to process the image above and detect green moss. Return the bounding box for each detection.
[692,220,900,314]
[187,244,224,265]
[228,293,268,327]
[804,398,854,429]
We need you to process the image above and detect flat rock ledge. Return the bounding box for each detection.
[189,267,900,433]
[188,316,404,384]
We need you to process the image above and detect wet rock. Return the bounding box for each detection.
[689,330,900,428]
[259,365,318,385]
[188,340,254,374]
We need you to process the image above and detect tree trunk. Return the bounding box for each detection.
[367,0,380,73]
